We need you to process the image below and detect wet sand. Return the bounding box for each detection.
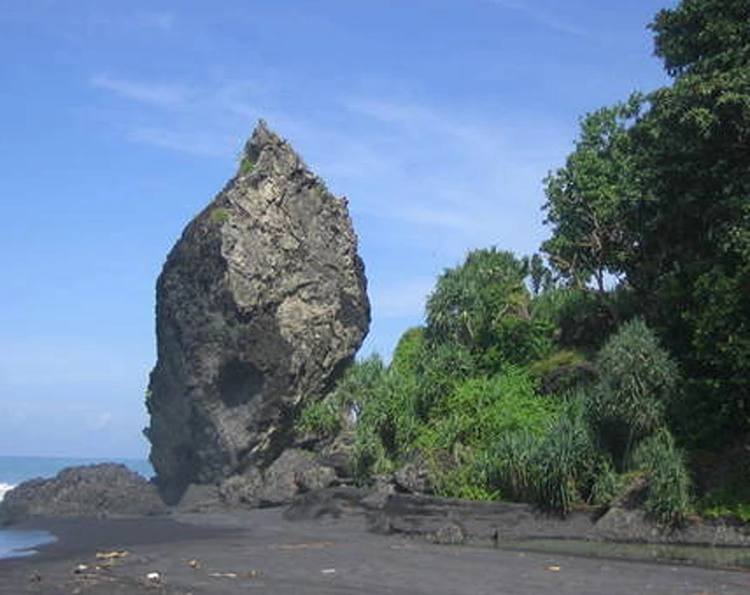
[1,509,749,594]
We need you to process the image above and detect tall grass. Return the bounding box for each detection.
[631,429,692,526]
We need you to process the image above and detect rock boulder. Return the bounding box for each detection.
[0,464,166,524]
[145,121,370,501]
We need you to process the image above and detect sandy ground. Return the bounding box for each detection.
[1,509,749,595]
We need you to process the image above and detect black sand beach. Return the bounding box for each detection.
[2,509,749,595]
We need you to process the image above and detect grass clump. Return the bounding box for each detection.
[239,154,255,175]
[631,429,692,527]
[210,207,230,224]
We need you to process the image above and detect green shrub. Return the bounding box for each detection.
[702,502,750,523]
[341,355,421,479]
[631,429,692,527]
[532,399,596,514]
[390,327,426,376]
[477,317,555,371]
[479,398,596,514]
[297,399,341,439]
[698,455,750,523]
[412,342,477,420]
[435,369,559,445]
[239,154,255,174]
[530,288,616,353]
[588,456,624,506]
[481,430,543,503]
[591,317,680,466]
[527,349,586,379]
[210,207,230,224]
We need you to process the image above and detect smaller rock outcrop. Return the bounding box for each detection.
[219,449,338,508]
[0,464,166,524]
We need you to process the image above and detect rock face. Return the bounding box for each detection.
[146,121,370,501]
[218,449,338,508]
[0,464,166,524]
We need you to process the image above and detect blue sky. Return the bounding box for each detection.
[0,0,672,458]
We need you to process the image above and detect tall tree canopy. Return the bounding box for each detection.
[542,96,643,291]
[425,248,552,371]
[542,0,750,444]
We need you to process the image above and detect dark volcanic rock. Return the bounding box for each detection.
[392,454,432,494]
[368,493,596,544]
[0,464,166,524]
[219,448,338,508]
[146,121,370,501]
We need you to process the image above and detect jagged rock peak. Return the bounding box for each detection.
[145,121,370,503]
[239,119,306,179]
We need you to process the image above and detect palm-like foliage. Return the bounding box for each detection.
[591,318,679,465]
[426,248,552,371]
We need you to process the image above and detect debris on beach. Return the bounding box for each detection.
[73,563,89,574]
[208,570,262,579]
[545,565,561,572]
[209,571,239,578]
[279,541,335,550]
[186,558,201,569]
[146,571,162,583]
[96,550,128,560]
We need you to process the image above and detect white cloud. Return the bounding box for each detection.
[481,0,589,38]
[127,127,231,157]
[85,72,564,290]
[90,74,189,108]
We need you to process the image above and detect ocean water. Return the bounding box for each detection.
[0,456,153,560]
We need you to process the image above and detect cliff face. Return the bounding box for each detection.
[145,122,370,500]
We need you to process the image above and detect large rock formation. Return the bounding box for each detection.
[145,122,370,500]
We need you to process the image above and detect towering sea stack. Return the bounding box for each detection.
[146,121,370,501]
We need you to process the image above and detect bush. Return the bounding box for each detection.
[425,248,553,373]
[412,342,477,421]
[588,456,625,506]
[530,288,616,353]
[239,154,255,174]
[480,398,596,514]
[390,327,426,376]
[532,399,596,514]
[297,399,341,439]
[591,317,680,466]
[419,368,560,454]
[481,430,543,503]
[631,429,692,527]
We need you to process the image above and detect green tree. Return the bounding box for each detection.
[591,318,680,467]
[541,0,750,445]
[629,0,750,442]
[542,96,643,291]
[426,248,552,371]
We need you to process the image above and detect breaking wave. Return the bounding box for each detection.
[0,482,15,502]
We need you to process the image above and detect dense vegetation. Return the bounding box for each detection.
[298,0,750,526]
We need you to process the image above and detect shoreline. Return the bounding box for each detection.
[2,515,233,563]
[1,509,749,595]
